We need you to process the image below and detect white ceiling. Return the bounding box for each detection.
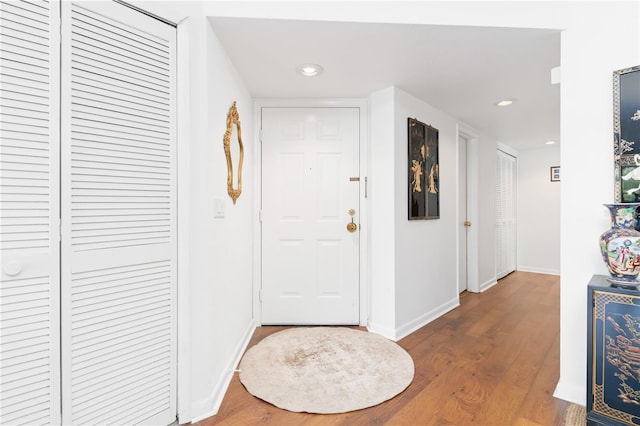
[209,17,561,150]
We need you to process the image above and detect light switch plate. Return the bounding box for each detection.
[214,198,225,218]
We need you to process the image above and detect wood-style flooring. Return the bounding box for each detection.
[195,271,570,425]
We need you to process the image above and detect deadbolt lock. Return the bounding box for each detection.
[347,209,358,232]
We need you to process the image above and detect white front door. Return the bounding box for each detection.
[261,107,360,324]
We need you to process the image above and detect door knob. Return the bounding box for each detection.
[464,221,472,227]
[3,261,22,276]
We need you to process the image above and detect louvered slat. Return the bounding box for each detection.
[1,0,52,253]
[69,260,173,425]
[71,69,171,111]
[61,2,176,425]
[70,39,172,258]
[0,1,60,424]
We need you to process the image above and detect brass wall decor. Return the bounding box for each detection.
[223,101,244,204]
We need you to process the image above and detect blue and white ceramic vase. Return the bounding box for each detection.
[599,203,640,286]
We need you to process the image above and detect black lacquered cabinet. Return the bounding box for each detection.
[588,274,640,425]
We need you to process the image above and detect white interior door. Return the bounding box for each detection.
[458,136,468,293]
[261,107,360,325]
[0,1,61,424]
[495,149,517,279]
[60,2,177,425]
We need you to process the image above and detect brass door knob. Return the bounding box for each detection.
[464,221,472,227]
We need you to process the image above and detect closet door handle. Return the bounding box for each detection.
[3,261,22,276]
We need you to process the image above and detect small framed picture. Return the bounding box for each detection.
[550,166,560,182]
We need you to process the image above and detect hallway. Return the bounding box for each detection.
[199,271,569,425]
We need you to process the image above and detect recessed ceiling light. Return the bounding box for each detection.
[496,99,515,107]
[545,140,556,145]
[296,63,323,77]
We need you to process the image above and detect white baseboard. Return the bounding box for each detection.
[394,298,460,341]
[517,266,560,276]
[479,278,498,292]
[553,379,586,406]
[367,321,398,341]
[368,298,460,342]
[190,320,256,423]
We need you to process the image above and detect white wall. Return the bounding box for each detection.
[517,146,561,275]
[368,87,397,337]
[186,15,255,421]
[556,3,640,404]
[393,89,461,337]
[367,86,501,340]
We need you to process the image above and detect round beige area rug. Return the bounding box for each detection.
[238,327,414,414]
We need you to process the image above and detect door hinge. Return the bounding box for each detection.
[58,218,62,242]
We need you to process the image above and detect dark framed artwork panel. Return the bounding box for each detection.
[613,65,640,203]
[408,117,439,220]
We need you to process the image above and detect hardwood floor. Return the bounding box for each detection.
[195,272,571,425]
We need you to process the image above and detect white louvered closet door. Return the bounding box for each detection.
[0,1,61,425]
[60,2,176,425]
[495,149,517,279]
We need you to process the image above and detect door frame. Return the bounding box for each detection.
[253,99,369,326]
[457,123,480,293]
